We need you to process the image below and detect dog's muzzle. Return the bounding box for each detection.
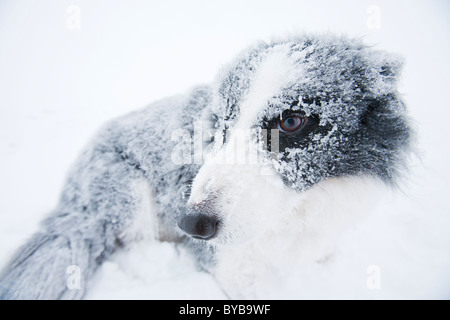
[177,211,220,241]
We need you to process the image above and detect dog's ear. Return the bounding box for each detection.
[363,50,404,100]
[373,51,404,85]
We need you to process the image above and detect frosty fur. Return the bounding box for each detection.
[0,34,411,299]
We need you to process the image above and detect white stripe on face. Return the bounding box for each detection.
[234,44,303,131]
[188,45,302,215]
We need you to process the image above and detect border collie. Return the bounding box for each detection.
[0,34,411,299]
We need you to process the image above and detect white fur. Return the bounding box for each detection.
[187,46,390,298]
[212,176,386,298]
[236,44,301,129]
[121,178,159,243]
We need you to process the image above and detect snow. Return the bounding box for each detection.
[1,0,450,299]
[85,241,225,300]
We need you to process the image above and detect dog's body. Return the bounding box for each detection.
[0,35,411,299]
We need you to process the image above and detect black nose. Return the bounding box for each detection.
[178,213,220,240]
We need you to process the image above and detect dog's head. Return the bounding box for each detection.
[178,35,411,245]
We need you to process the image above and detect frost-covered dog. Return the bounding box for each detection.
[0,34,411,299]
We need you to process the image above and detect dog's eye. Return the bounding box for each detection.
[279,115,305,133]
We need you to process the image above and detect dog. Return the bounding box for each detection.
[0,34,411,299]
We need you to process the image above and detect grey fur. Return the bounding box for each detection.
[0,90,210,299]
[0,34,411,299]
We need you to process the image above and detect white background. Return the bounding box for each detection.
[0,0,449,299]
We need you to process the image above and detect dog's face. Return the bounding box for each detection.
[178,35,410,245]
